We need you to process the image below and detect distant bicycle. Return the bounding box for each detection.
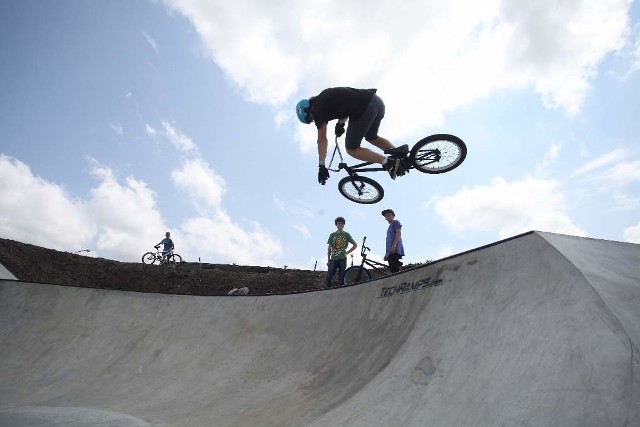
[342,236,389,285]
[142,246,183,266]
[328,133,467,204]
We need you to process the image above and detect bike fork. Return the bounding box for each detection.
[348,176,367,195]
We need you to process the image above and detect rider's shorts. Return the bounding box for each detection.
[345,94,385,149]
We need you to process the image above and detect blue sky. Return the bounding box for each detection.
[1,0,639,269]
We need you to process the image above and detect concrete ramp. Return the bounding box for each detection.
[0,231,638,426]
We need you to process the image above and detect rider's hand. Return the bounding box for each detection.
[318,165,330,185]
[154,245,160,249]
[334,122,345,137]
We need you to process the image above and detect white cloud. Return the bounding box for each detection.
[572,148,630,176]
[0,155,95,250]
[165,124,282,265]
[294,124,317,154]
[272,196,315,219]
[145,123,158,136]
[0,156,167,261]
[435,176,586,238]
[164,0,631,142]
[181,213,282,265]
[171,158,226,211]
[611,192,640,211]
[293,224,310,239]
[572,150,640,206]
[274,110,288,127]
[596,158,640,187]
[623,221,640,243]
[163,121,197,153]
[273,196,286,212]
[633,24,640,73]
[142,31,160,56]
[499,1,630,114]
[535,141,563,175]
[86,160,167,260]
[0,151,281,265]
[110,122,123,136]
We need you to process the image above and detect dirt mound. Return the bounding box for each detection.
[0,238,327,296]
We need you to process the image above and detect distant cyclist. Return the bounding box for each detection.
[155,232,174,262]
[296,87,406,185]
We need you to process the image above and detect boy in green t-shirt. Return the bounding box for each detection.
[326,216,358,288]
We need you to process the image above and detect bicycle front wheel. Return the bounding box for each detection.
[167,253,183,266]
[338,176,384,204]
[410,134,467,174]
[142,252,157,265]
[343,266,372,286]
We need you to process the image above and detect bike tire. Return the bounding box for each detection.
[167,253,183,266]
[142,252,157,265]
[410,134,467,174]
[338,176,384,204]
[342,266,372,285]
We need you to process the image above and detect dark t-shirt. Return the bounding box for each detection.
[311,87,376,128]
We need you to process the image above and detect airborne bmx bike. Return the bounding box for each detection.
[342,236,389,285]
[327,133,467,204]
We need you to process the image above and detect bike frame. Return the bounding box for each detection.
[156,249,172,261]
[327,133,467,205]
[341,236,389,286]
[357,237,388,272]
[327,137,385,176]
[327,137,415,181]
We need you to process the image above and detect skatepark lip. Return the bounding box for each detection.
[0,230,551,296]
[1,231,639,427]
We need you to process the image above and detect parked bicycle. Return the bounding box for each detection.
[328,133,467,204]
[342,236,389,285]
[142,246,183,266]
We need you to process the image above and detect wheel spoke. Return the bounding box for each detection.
[415,144,460,170]
[410,134,467,174]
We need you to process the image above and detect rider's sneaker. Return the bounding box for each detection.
[384,158,401,180]
[384,144,409,156]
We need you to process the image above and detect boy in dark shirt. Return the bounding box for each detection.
[296,87,405,184]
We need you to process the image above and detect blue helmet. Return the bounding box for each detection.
[296,99,312,124]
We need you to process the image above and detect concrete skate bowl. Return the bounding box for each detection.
[1,231,638,426]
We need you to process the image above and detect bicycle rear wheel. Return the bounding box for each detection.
[142,252,157,265]
[410,134,467,174]
[343,266,372,285]
[338,176,384,204]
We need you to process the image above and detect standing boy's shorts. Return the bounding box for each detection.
[345,94,385,149]
[387,253,403,273]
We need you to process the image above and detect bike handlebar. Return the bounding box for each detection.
[360,236,371,256]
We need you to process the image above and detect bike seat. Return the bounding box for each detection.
[384,144,409,156]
